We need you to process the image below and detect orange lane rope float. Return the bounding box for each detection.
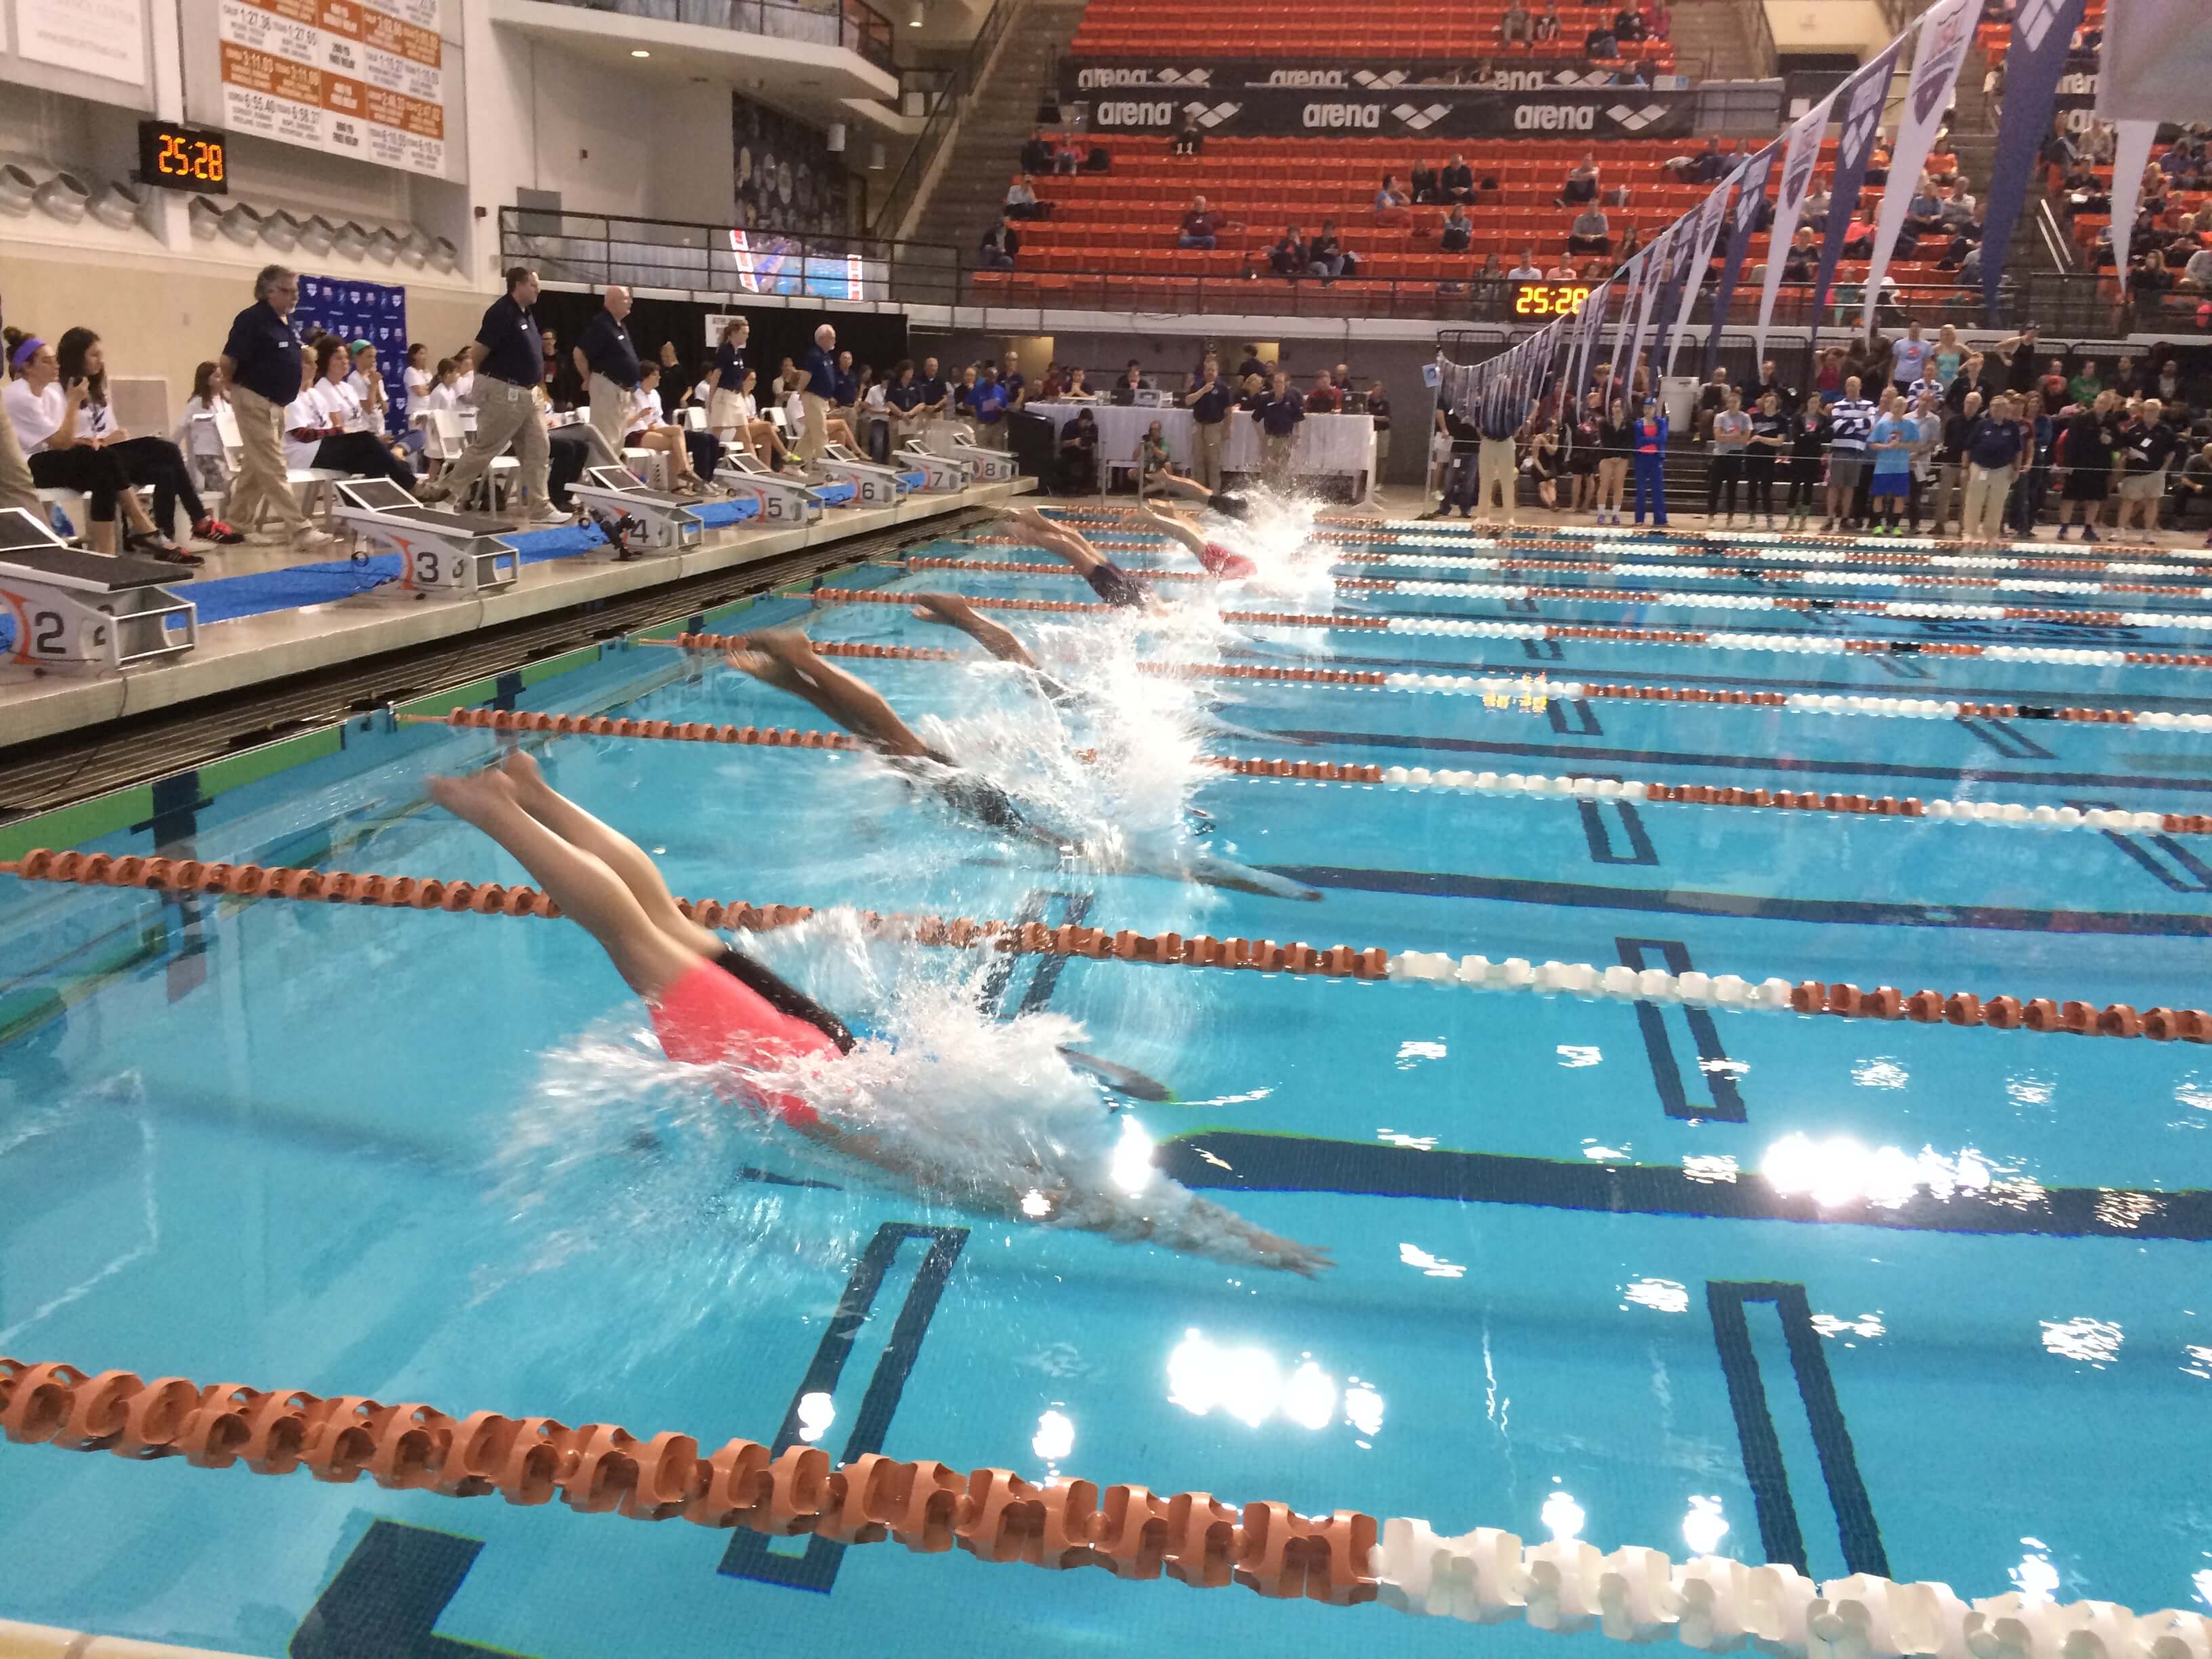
[0,1359,1377,1604]
[6,850,2210,1043]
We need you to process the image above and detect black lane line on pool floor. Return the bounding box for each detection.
[290,1518,513,1658]
[1254,728,2212,796]
[1262,863,2212,938]
[1706,1282,1891,1581]
[720,1221,969,1594]
[2068,796,2212,895]
[1158,1134,2212,1242]
[1618,938,1746,1123]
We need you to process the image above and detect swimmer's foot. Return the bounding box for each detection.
[1254,1233,1334,1277]
[425,766,520,827]
[499,746,549,799]
[909,591,983,630]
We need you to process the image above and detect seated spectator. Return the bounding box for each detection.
[1695,367,1732,440]
[1671,138,1725,184]
[1439,205,1473,253]
[1177,194,1235,249]
[1004,174,1042,220]
[1613,5,1646,42]
[1568,206,1611,257]
[1374,177,1412,228]
[2173,442,2212,522]
[1054,134,1083,176]
[1585,20,1618,58]
[2039,360,2070,408]
[1939,180,1977,227]
[1545,257,1578,281]
[1534,0,1561,40]
[1021,129,1054,174]
[1616,221,1643,262]
[1441,154,1475,202]
[1307,371,1341,414]
[1172,117,1204,158]
[1057,407,1097,491]
[620,363,708,493]
[2135,248,2176,293]
[1507,245,1544,280]
[1803,180,1833,232]
[1310,220,1355,282]
[1559,152,1600,207]
[1270,224,1309,279]
[1411,160,1441,204]
[2069,359,2105,407]
[1501,1,1534,45]
[287,338,416,493]
[1646,1,1672,38]
[1111,361,1147,405]
[1841,213,1875,259]
[1866,138,1892,188]
[1063,367,1097,400]
[1782,226,1818,283]
[977,215,1019,270]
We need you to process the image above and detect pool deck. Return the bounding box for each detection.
[0,477,1034,752]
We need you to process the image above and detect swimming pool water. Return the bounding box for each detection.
[3,511,2210,1656]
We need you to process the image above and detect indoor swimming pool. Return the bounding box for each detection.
[2,503,2209,1656]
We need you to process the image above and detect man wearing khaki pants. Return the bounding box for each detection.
[218,264,335,549]
[419,267,560,525]
[574,285,638,459]
[793,323,838,468]
[1183,352,1232,491]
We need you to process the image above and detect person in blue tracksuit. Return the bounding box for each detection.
[1631,397,1668,527]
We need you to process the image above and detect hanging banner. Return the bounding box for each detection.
[1753,88,1839,359]
[1704,144,1774,378]
[1808,37,1904,343]
[1607,249,1655,400]
[2103,121,2158,296]
[1863,0,1977,335]
[1623,222,1681,400]
[293,272,409,438]
[217,0,447,177]
[1572,277,1614,409]
[1982,0,2089,321]
[1063,60,1642,95]
[1662,167,1738,375]
[1076,85,1697,140]
[2097,0,2212,124]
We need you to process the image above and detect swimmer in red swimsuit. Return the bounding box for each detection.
[424,752,1330,1272]
[1136,494,1258,579]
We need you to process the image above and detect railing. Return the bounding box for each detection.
[1741,0,1779,79]
[869,0,1028,239]
[529,0,896,73]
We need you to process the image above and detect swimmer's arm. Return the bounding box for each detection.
[1110,1195,1334,1277]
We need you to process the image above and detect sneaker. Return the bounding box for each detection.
[2081,525,2100,543]
[293,526,337,552]
[1766,516,1778,529]
[522,505,571,527]
[192,516,245,546]
[152,546,205,567]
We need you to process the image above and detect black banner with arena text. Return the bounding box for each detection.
[1061,60,1653,96]
[1070,85,1698,142]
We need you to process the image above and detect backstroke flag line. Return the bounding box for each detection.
[1704,144,1774,378]
[1808,36,1905,344]
[1753,88,1840,361]
[1862,0,1977,335]
[1664,166,1740,374]
[1981,0,2088,320]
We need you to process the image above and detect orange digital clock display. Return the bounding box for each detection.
[1511,281,1593,318]
[138,121,228,194]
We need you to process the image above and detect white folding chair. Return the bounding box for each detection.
[215,403,340,527]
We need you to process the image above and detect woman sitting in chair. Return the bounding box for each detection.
[285,337,417,492]
[619,363,708,494]
[50,327,239,555]
[732,367,794,470]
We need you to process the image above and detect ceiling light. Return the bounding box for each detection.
[827,121,846,152]
[31,171,91,224]
[631,47,649,56]
[259,207,302,250]
[218,202,264,247]
[0,164,35,216]
[298,214,335,255]
[332,220,369,259]
[188,194,223,239]
[428,234,460,273]
[908,0,924,25]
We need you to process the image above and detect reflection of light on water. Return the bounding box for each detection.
[1378,1129,1439,1150]
[1400,1242,1467,1278]
[2011,1542,2059,1603]
[1763,1133,2005,1209]
[1582,1141,1631,1162]
[1110,1115,1153,1195]
[2041,1317,2124,1368]
[1282,1360,1336,1429]
[796,1391,836,1443]
[1166,1331,1340,1431]
[1682,1496,1729,1556]
[1031,1409,1075,1461]
[2193,1564,2212,1609]
[1557,1044,1603,1069]
[2007,1073,2055,1109]
[1811,1312,1886,1341]
[1541,1489,1586,1543]
[1021,1189,1052,1217]
[1395,1039,1448,1070]
[2185,1345,2212,1381]
[1344,1382,1385,1437]
[1622,1277,1689,1315]
[1852,1057,1908,1089]
[1683,1153,1738,1184]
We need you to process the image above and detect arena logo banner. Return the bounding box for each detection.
[1078,87,1695,140]
[294,274,409,438]
[1983,0,2088,318]
[1063,60,1637,96]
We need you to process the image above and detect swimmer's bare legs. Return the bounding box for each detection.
[1001,506,1113,579]
[724,630,933,758]
[499,747,720,959]
[909,592,1040,670]
[1134,495,1209,561]
[1147,468,1214,505]
[426,768,697,998]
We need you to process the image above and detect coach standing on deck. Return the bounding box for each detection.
[420,266,560,525]
[575,285,640,459]
[218,264,332,549]
[1183,352,1234,492]
[794,323,838,468]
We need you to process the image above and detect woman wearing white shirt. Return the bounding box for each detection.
[732,367,792,467]
[289,336,416,489]
[4,330,131,555]
[620,363,704,491]
[401,342,433,406]
[172,359,234,499]
[344,340,388,431]
[49,325,226,554]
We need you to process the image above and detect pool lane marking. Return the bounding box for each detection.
[13,852,2212,1040]
[1617,938,1744,1123]
[290,1519,515,1658]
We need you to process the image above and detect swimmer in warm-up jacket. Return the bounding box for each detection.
[425,750,1328,1273]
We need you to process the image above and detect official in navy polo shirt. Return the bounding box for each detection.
[1182,351,1235,491]
[575,284,641,458]
[418,266,559,525]
[218,263,327,546]
[794,323,838,465]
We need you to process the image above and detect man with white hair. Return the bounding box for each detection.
[794,323,837,467]
[574,284,638,459]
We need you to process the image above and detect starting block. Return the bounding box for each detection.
[926,424,1017,484]
[897,439,971,493]
[567,466,703,554]
[810,445,920,508]
[0,506,197,670]
[331,480,520,596]
[714,451,834,525]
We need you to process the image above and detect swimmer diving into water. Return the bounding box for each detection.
[999,504,1256,596]
[720,629,1320,901]
[1145,466,1253,520]
[427,751,1330,1275]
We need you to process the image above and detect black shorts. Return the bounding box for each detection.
[1086,560,1148,608]
[2062,467,2110,501]
[713,946,855,1053]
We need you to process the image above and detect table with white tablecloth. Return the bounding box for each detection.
[1024,403,1377,499]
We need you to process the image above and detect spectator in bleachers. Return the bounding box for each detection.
[1559,152,1601,207]
[1613,5,1647,43]
[2136,248,2178,295]
[1311,220,1354,283]
[1178,195,1235,250]
[1803,178,1832,233]
[1172,116,1204,158]
[1782,227,1818,283]
[1252,371,1305,487]
[979,215,1019,270]
[1271,225,1309,280]
[1440,206,1473,255]
[2154,356,2187,407]
[1507,245,1544,281]
[1411,160,1441,205]
[1005,174,1041,220]
[2068,359,2105,408]
[1567,205,1611,258]
[1889,322,1934,394]
[1668,139,1725,185]
[1441,155,1475,203]
[1584,20,1618,60]
[1373,178,1412,229]
[1534,1,1561,42]
[1544,255,1578,281]
[1306,371,1340,415]
[1054,134,1084,176]
[1501,2,1534,45]
[1021,131,1052,174]
[1694,368,1732,442]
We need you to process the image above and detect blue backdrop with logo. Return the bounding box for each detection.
[293,274,409,437]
